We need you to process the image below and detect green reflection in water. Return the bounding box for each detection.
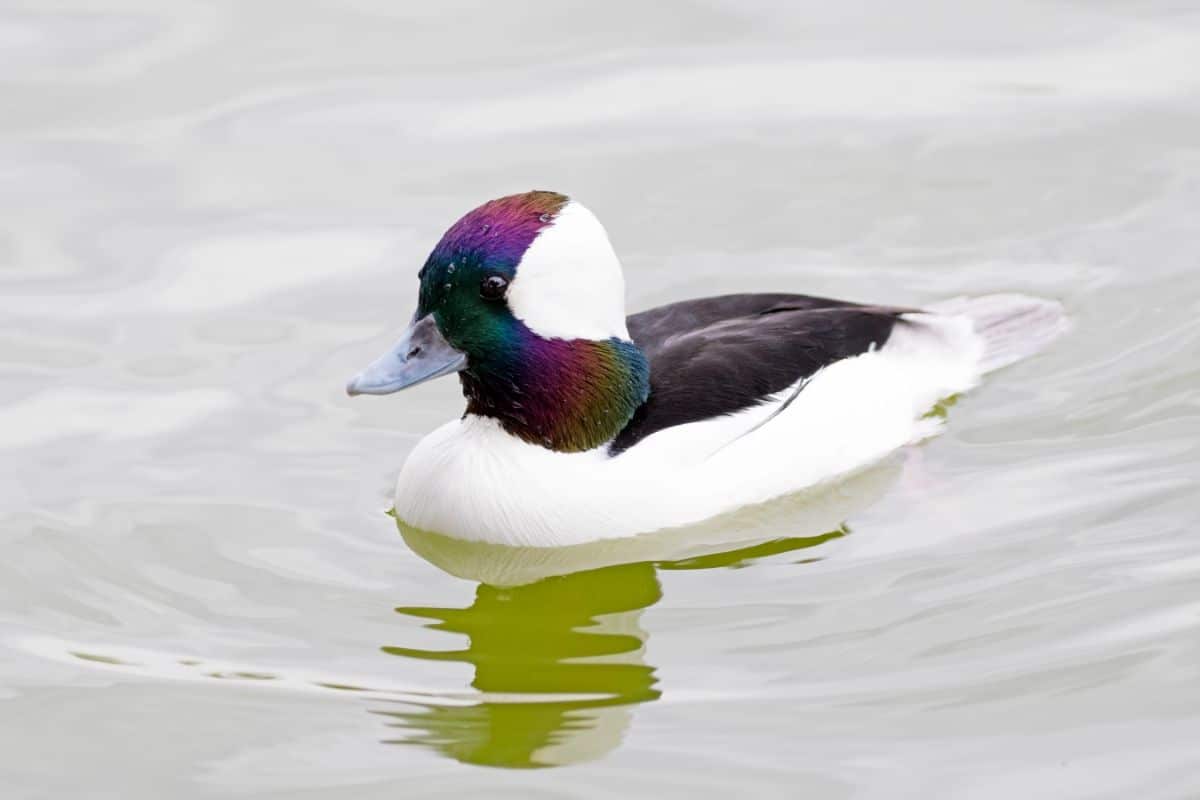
[377,562,662,768]
[659,525,847,571]
[377,527,845,768]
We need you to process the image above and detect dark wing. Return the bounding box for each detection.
[611,293,910,454]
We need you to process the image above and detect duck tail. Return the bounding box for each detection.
[926,293,1070,374]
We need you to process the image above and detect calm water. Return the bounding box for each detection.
[3,2,1200,797]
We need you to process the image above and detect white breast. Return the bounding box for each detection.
[393,312,987,546]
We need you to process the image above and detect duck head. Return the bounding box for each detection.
[347,190,650,453]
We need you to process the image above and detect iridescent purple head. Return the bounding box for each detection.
[421,191,565,296]
[348,190,650,453]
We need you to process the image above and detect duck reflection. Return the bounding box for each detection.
[376,562,661,768]
[375,529,851,768]
[376,464,897,768]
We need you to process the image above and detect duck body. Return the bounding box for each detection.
[349,191,1067,547]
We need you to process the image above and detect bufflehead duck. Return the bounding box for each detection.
[348,191,1067,547]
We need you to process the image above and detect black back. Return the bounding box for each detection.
[609,293,909,454]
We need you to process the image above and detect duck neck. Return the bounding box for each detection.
[459,332,650,453]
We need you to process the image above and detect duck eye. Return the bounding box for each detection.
[480,274,508,300]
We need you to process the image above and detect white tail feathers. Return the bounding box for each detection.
[927,294,1070,374]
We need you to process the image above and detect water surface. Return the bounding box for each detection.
[3,1,1200,797]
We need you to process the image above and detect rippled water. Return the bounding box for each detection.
[4,2,1200,797]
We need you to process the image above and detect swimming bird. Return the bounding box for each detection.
[347,190,1067,547]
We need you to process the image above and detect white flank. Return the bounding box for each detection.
[505,201,631,341]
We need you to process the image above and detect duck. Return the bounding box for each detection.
[347,190,1067,547]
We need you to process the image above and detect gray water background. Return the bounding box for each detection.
[2,1,1200,797]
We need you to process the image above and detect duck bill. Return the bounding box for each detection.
[346,314,467,396]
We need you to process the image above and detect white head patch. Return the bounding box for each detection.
[505,200,631,341]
